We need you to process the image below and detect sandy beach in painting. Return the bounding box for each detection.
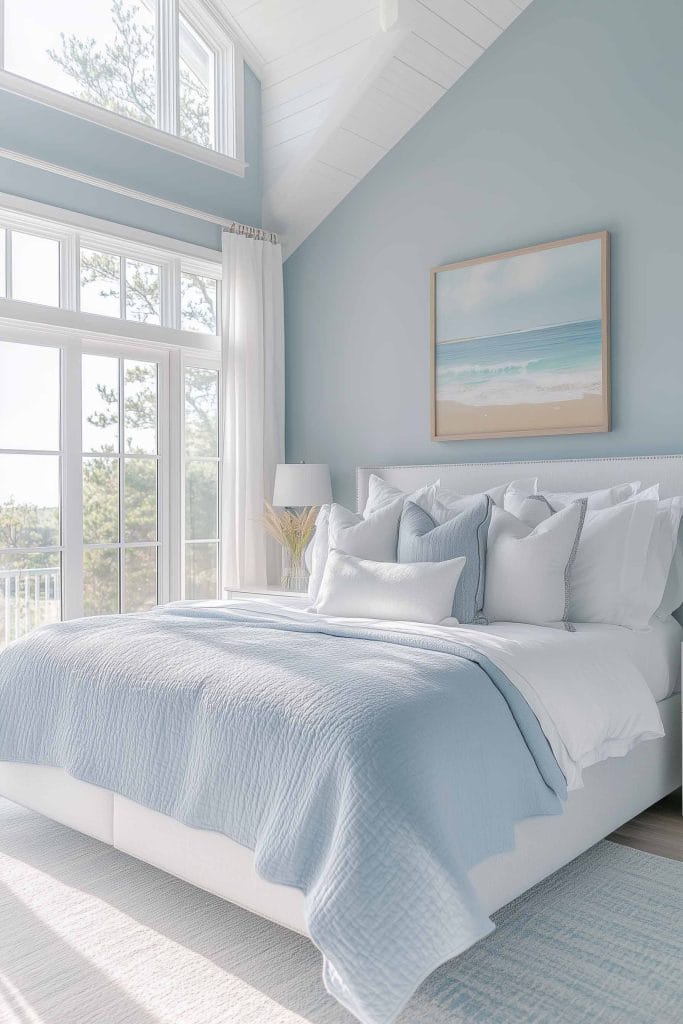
[436,394,604,437]
[434,318,605,437]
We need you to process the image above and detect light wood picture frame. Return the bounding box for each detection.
[430,231,610,441]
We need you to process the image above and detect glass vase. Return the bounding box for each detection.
[281,547,309,593]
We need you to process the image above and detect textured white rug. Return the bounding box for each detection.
[0,797,681,1024]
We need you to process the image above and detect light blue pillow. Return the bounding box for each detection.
[397,496,492,623]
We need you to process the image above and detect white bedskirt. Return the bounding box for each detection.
[0,694,679,936]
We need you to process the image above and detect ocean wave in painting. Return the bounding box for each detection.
[435,319,602,407]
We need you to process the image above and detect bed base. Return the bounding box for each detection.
[0,695,679,936]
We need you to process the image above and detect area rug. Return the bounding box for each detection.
[0,798,680,1024]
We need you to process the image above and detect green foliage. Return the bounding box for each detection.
[47,0,212,146]
[181,274,217,333]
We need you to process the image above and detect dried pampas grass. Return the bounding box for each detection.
[263,502,318,563]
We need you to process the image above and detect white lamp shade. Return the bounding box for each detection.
[272,463,332,507]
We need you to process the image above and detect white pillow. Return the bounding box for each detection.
[484,502,586,629]
[505,480,647,516]
[308,499,404,603]
[657,517,683,618]
[646,498,683,620]
[329,499,403,561]
[307,504,330,602]
[313,549,466,624]
[420,477,538,524]
[567,500,659,628]
[362,475,440,518]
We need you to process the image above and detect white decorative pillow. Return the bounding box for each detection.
[363,474,440,518]
[645,498,683,621]
[484,502,586,629]
[329,499,403,561]
[308,499,404,604]
[657,503,683,618]
[423,477,537,524]
[505,479,647,517]
[307,504,331,602]
[313,549,466,624]
[567,500,659,628]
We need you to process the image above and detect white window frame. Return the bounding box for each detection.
[0,197,224,643]
[0,196,221,349]
[0,0,246,174]
[0,320,222,635]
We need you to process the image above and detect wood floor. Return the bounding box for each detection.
[608,788,683,861]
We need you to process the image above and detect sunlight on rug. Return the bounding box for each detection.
[0,798,681,1024]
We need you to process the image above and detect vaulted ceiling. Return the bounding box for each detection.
[221,0,533,254]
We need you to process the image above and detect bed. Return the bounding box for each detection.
[0,454,681,1024]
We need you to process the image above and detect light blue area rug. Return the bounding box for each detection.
[0,797,680,1024]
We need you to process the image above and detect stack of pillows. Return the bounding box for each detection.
[305,474,683,630]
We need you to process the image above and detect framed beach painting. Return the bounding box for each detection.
[430,231,610,440]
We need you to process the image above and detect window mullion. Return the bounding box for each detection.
[63,232,79,311]
[61,340,83,620]
[119,256,126,320]
[5,229,12,298]
[159,351,174,603]
[118,357,125,614]
[158,0,179,136]
[162,259,179,330]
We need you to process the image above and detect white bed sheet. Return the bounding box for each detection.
[572,615,682,702]
[226,597,669,792]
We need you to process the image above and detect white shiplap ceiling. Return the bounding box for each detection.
[220,0,534,254]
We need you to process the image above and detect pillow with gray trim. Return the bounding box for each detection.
[397,496,492,624]
[484,501,587,630]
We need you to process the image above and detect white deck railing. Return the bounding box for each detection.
[0,567,61,647]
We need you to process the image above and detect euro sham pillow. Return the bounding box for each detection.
[420,477,538,524]
[505,479,646,517]
[362,474,440,518]
[656,499,683,618]
[484,502,586,629]
[645,497,683,620]
[566,500,659,629]
[513,495,662,629]
[314,549,466,624]
[397,497,492,623]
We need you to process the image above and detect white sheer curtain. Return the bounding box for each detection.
[221,229,284,588]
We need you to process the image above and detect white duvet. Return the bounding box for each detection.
[228,597,676,791]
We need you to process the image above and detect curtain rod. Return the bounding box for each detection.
[223,222,279,244]
[0,146,279,241]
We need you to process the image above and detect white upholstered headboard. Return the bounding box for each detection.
[356,454,683,512]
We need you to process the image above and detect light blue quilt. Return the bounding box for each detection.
[0,604,566,1024]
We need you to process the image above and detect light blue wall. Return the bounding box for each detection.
[0,66,262,250]
[284,0,683,507]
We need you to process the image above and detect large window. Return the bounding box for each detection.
[0,333,221,649]
[1,0,242,168]
[0,201,223,649]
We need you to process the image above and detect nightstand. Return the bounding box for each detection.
[223,585,306,601]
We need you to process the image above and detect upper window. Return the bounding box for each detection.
[1,0,241,167]
[0,203,220,337]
